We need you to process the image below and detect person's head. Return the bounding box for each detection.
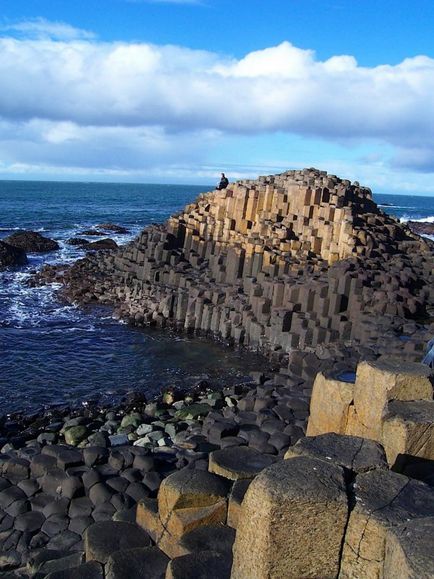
[221,172,225,178]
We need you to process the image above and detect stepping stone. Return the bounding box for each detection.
[42,446,83,469]
[166,551,232,579]
[45,561,103,579]
[14,511,45,533]
[284,433,388,473]
[208,447,275,480]
[106,546,169,579]
[84,521,151,564]
[180,525,236,555]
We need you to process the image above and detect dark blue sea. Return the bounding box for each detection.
[0,181,263,415]
[0,182,433,414]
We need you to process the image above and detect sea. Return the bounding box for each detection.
[0,182,433,415]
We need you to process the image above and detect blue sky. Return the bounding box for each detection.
[1,0,434,194]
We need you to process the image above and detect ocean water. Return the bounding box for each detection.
[0,181,262,415]
[0,182,433,415]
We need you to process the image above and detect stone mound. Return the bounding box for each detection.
[5,230,59,253]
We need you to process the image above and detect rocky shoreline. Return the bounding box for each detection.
[1,168,434,577]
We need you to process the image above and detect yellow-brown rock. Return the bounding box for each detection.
[306,371,354,436]
[381,400,434,468]
[231,456,348,579]
[350,359,433,441]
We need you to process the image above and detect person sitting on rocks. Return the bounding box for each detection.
[217,173,229,190]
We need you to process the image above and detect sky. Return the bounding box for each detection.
[0,0,434,194]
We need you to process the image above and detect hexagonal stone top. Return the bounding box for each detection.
[284,433,388,474]
[209,447,276,480]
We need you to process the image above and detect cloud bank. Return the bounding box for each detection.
[1,24,434,182]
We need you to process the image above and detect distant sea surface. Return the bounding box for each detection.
[0,182,433,414]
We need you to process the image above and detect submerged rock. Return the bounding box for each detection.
[0,240,27,270]
[4,230,59,253]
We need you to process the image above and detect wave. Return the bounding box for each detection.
[399,215,434,223]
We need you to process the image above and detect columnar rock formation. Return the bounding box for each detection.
[41,168,434,365]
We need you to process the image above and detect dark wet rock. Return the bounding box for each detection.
[407,221,434,236]
[0,486,27,509]
[97,223,130,234]
[66,238,90,246]
[84,521,151,564]
[0,241,27,269]
[83,447,109,468]
[0,549,21,571]
[166,551,232,579]
[88,482,113,506]
[41,515,69,537]
[180,525,236,555]
[42,445,83,469]
[106,547,169,579]
[64,426,88,446]
[40,469,83,499]
[4,230,59,253]
[45,561,104,579]
[79,230,107,236]
[46,529,81,551]
[14,511,45,533]
[85,239,118,251]
[43,497,70,518]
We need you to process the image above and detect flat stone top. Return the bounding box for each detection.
[361,358,434,378]
[209,447,275,480]
[353,469,434,523]
[285,433,387,473]
[252,456,347,504]
[160,468,230,501]
[386,400,434,423]
[387,516,434,577]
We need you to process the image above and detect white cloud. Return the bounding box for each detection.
[1,31,434,184]
[2,18,96,41]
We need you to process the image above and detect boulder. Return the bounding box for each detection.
[340,469,434,578]
[284,433,388,473]
[85,239,118,251]
[84,521,151,564]
[231,456,348,579]
[349,359,433,440]
[208,446,275,480]
[166,551,232,579]
[0,241,27,269]
[105,546,169,579]
[4,230,59,252]
[66,238,90,246]
[382,400,434,468]
[306,371,354,436]
[97,223,130,234]
[384,517,434,578]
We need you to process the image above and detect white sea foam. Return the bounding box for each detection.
[399,215,434,223]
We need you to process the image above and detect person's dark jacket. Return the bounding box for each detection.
[217,176,229,190]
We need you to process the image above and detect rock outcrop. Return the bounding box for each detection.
[34,168,434,366]
[0,240,27,269]
[5,230,59,253]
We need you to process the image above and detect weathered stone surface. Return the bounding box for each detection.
[45,561,103,579]
[350,360,433,440]
[382,400,434,468]
[179,525,235,555]
[227,479,251,529]
[306,372,354,436]
[84,521,151,564]
[166,551,232,579]
[5,230,59,253]
[384,517,434,578]
[0,240,27,270]
[105,547,169,579]
[232,456,348,579]
[284,432,387,473]
[340,469,434,578]
[208,447,275,480]
[165,500,227,538]
[158,469,229,525]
